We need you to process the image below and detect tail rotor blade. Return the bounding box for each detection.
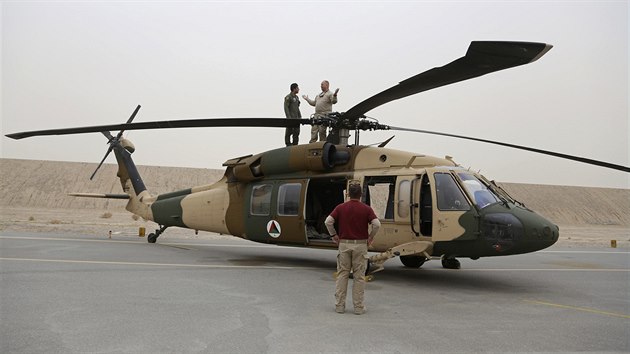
[92,130,117,180]
[101,131,115,141]
[90,145,115,180]
[91,107,140,180]
[126,105,141,124]
[116,105,141,140]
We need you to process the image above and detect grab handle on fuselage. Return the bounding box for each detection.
[409,175,422,236]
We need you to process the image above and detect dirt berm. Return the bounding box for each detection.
[1,158,628,247]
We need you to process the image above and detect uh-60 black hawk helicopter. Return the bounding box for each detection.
[7,41,630,274]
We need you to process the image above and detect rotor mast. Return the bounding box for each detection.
[320,112,387,146]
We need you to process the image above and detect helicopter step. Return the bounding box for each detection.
[367,240,434,274]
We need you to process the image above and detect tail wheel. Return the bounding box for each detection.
[147,233,157,243]
[400,255,426,268]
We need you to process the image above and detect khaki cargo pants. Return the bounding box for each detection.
[335,241,368,311]
[310,124,327,143]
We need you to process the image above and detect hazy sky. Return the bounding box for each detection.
[1,1,628,189]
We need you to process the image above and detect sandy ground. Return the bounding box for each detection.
[2,206,628,249]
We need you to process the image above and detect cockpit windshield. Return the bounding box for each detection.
[457,173,501,208]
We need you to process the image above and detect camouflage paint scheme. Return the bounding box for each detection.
[114,140,558,261]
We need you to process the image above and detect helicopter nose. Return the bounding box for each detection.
[481,207,559,255]
[528,223,560,246]
[517,207,560,251]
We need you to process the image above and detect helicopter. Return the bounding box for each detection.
[7,41,630,273]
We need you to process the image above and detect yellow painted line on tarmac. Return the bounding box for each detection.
[524,299,630,320]
[0,257,317,270]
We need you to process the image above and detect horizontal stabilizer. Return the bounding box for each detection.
[68,193,130,199]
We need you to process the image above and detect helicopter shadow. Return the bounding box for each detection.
[198,245,335,271]
[197,246,539,296]
[365,266,539,295]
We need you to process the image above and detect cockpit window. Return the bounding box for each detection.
[457,173,500,208]
[434,173,470,211]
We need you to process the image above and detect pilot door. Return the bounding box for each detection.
[244,179,307,244]
[423,170,479,242]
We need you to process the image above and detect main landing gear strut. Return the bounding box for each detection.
[147,225,168,244]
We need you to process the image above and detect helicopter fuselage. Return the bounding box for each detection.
[137,142,559,260]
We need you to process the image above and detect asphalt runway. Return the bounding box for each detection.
[1,231,628,353]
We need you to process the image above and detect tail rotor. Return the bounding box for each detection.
[89,105,141,180]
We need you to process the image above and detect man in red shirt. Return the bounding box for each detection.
[325,182,381,315]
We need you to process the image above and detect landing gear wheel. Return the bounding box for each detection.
[441,256,461,269]
[400,255,426,268]
[146,225,168,244]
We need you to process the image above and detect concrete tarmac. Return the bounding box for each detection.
[1,231,628,353]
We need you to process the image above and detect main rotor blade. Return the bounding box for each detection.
[5,118,311,140]
[389,126,630,173]
[343,41,552,121]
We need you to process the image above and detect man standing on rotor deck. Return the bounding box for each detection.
[325,182,380,315]
[284,83,301,146]
[303,80,339,143]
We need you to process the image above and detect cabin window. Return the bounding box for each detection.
[278,183,301,216]
[250,184,272,215]
[434,173,470,211]
[397,180,411,218]
[364,176,396,220]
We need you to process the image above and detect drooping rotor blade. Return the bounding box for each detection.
[377,136,395,148]
[5,118,312,140]
[343,41,552,121]
[389,126,630,173]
